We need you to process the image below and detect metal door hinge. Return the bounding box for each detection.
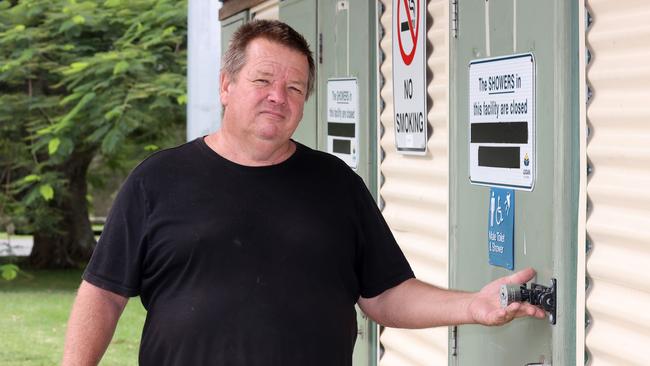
[451,0,459,38]
[319,32,323,64]
[525,355,551,366]
[500,278,557,325]
[451,325,458,356]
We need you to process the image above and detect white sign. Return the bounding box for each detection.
[327,78,359,169]
[392,0,427,154]
[469,53,536,191]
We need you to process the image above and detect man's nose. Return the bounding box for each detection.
[267,81,288,105]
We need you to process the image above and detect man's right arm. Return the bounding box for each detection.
[62,280,128,366]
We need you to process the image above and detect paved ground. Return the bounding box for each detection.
[0,236,33,257]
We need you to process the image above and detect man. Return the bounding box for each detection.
[63,20,545,365]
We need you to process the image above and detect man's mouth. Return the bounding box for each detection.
[259,110,285,119]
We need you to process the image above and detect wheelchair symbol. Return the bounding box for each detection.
[490,191,511,227]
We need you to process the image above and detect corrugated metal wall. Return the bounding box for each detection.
[576,2,587,365]
[378,1,449,365]
[584,1,650,365]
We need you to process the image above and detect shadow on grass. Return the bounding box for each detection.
[0,268,84,292]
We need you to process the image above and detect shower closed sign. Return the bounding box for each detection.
[327,78,359,169]
[469,53,536,191]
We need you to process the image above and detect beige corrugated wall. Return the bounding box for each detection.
[585,1,650,365]
[378,1,449,365]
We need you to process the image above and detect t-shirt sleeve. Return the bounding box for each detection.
[83,173,148,297]
[352,174,415,298]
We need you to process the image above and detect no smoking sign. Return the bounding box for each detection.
[392,0,427,154]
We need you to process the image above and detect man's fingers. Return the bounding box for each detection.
[533,309,546,319]
[506,267,536,285]
[488,309,510,326]
[500,302,521,323]
[526,307,546,319]
[515,303,546,319]
[489,302,547,325]
[505,302,521,315]
[504,268,548,320]
[489,299,547,326]
[522,305,537,318]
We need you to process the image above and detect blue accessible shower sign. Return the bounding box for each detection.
[488,187,515,270]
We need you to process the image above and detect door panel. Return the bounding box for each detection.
[449,1,579,365]
[317,1,378,365]
[222,2,379,363]
[280,0,318,149]
[317,0,378,192]
[221,11,248,55]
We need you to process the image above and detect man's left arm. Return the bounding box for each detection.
[357,267,546,328]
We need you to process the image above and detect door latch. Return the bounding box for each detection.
[500,278,557,324]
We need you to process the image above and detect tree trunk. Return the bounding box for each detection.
[28,148,97,269]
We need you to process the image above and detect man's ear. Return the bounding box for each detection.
[220,72,231,106]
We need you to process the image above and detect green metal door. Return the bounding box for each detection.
[317,1,379,365]
[222,1,379,363]
[221,10,248,55]
[317,0,378,196]
[449,1,579,365]
[280,0,318,149]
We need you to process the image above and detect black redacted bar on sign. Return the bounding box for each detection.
[478,146,520,169]
[471,122,528,144]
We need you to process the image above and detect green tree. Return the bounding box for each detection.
[0,0,187,268]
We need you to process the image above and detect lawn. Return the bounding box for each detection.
[0,233,32,239]
[0,269,146,365]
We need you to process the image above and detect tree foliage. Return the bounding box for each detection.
[0,0,187,268]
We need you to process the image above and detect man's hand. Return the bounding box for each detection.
[467,267,546,326]
[359,268,547,329]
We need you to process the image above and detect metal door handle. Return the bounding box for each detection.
[500,278,557,324]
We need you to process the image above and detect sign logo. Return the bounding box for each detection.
[396,0,420,66]
[524,152,530,166]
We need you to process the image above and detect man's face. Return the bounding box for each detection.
[220,38,309,146]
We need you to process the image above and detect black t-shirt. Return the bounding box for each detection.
[83,138,414,366]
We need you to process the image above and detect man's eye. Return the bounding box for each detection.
[289,87,303,95]
[253,79,269,85]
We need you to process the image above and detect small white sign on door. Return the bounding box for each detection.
[469,53,536,191]
[327,78,359,169]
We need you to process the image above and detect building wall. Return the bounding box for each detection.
[378,1,449,365]
[187,0,221,140]
[584,1,650,365]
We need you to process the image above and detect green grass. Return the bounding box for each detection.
[0,232,32,240]
[0,269,146,365]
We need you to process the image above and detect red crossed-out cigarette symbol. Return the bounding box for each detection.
[397,0,420,66]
